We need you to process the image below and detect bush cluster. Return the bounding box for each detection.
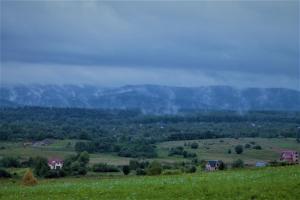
[0,156,21,168]
[92,163,119,173]
[252,145,262,150]
[0,168,12,178]
[146,161,162,176]
[232,159,244,168]
[63,151,89,176]
[190,142,199,149]
[234,145,244,154]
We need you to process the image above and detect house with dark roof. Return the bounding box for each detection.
[48,158,64,170]
[205,160,222,171]
[280,151,298,163]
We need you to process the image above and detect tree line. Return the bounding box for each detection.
[0,107,299,158]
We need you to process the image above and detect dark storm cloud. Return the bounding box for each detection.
[0,1,299,89]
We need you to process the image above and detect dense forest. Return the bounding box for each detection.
[1,107,299,158]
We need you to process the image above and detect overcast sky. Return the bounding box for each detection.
[0,1,299,89]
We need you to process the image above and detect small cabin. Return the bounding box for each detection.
[280,151,298,163]
[205,160,222,171]
[48,158,64,170]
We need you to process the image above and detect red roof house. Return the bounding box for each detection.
[48,158,64,170]
[280,151,298,163]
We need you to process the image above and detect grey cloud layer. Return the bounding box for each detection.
[0,1,299,88]
[3,63,296,90]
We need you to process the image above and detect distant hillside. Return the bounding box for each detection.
[0,84,299,113]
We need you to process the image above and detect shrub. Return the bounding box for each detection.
[162,163,174,170]
[232,159,244,168]
[184,165,197,173]
[33,157,50,177]
[147,161,162,176]
[0,156,21,168]
[269,160,279,167]
[122,165,130,175]
[22,170,38,186]
[63,152,89,176]
[235,145,243,154]
[228,149,232,154]
[92,163,119,172]
[190,142,199,149]
[269,160,290,167]
[138,160,149,169]
[191,158,198,165]
[21,157,35,168]
[250,141,256,145]
[244,143,251,148]
[183,151,197,158]
[0,168,12,178]
[129,160,139,170]
[218,161,226,170]
[45,169,66,178]
[78,151,90,165]
[70,161,81,171]
[78,167,87,175]
[252,145,262,150]
[136,168,146,176]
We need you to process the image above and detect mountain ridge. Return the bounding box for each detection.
[1,84,299,113]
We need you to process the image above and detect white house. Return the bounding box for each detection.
[205,160,222,171]
[48,158,64,170]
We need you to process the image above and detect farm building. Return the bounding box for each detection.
[280,151,298,163]
[32,139,53,147]
[48,158,64,170]
[256,161,267,167]
[205,160,223,171]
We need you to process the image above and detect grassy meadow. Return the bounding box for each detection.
[0,166,299,200]
[1,138,300,166]
[157,138,300,165]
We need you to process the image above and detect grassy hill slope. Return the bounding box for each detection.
[1,166,299,200]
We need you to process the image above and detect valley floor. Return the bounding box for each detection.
[0,166,299,200]
[1,138,299,166]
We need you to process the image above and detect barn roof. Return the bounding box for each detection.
[281,151,298,157]
[48,158,63,164]
[207,160,220,167]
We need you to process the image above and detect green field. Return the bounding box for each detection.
[157,138,300,165]
[1,138,299,166]
[0,166,299,200]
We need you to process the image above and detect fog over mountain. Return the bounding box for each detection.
[1,1,299,90]
[1,2,299,110]
[1,84,299,113]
